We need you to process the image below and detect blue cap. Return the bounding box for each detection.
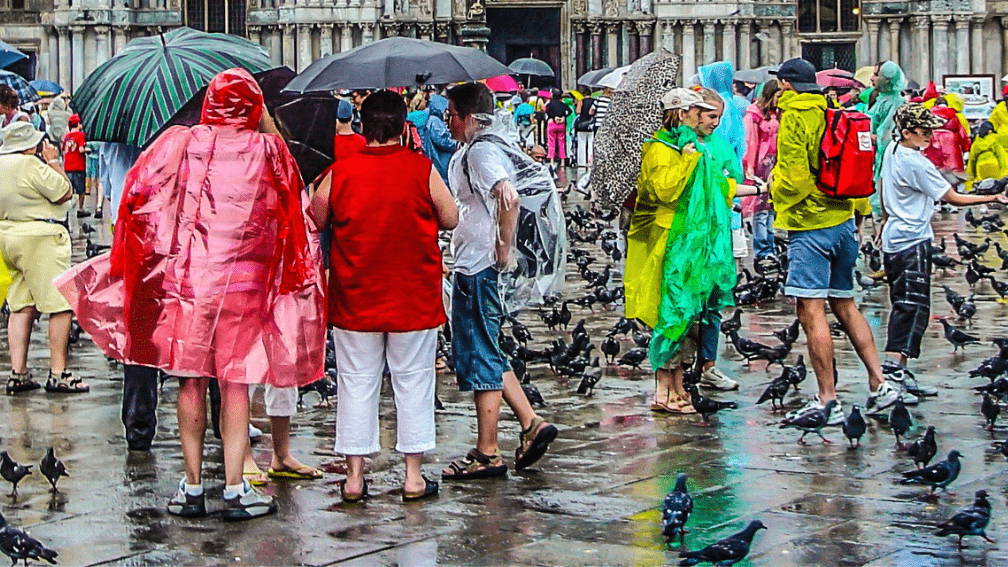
[337,99,353,121]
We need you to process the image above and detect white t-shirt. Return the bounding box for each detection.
[448,140,515,275]
[880,143,952,254]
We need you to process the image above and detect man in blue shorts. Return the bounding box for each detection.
[442,82,557,480]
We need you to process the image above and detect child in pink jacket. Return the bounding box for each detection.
[742,79,781,261]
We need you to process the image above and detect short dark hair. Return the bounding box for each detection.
[0,85,18,109]
[446,82,494,119]
[360,89,406,144]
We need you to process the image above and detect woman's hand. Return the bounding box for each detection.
[41,140,60,163]
[682,142,697,155]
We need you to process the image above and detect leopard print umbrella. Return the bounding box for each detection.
[592,49,681,210]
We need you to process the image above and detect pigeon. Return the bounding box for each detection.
[84,238,109,259]
[662,473,694,545]
[600,336,620,364]
[974,377,1008,402]
[781,355,807,390]
[939,319,980,351]
[0,452,32,497]
[944,285,966,313]
[841,405,867,449]
[855,270,881,291]
[38,448,68,494]
[935,490,995,549]
[888,396,913,449]
[509,357,528,384]
[755,376,791,411]
[957,295,977,321]
[970,350,1008,381]
[558,301,572,330]
[971,259,996,279]
[982,394,1001,432]
[749,339,794,370]
[509,319,533,347]
[522,383,546,408]
[772,319,800,345]
[632,329,651,349]
[900,450,962,496]
[576,358,602,396]
[685,384,737,426]
[719,309,743,336]
[988,276,1008,302]
[908,425,937,469]
[678,520,766,567]
[571,319,589,343]
[297,376,337,408]
[932,254,960,271]
[726,330,769,363]
[618,348,648,369]
[80,222,95,234]
[995,242,1008,270]
[0,512,58,566]
[780,400,838,444]
[607,317,637,337]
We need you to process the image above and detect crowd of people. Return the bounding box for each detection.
[0,51,1006,524]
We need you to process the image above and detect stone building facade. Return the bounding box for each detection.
[1,0,1007,95]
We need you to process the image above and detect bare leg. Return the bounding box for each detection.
[177,377,209,485]
[268,416,313,472]
[8,306,36,374]
[219,380,250,487]
[501,370,536,430]
[344,455,365,495]
[404,453,425,494]
[474,389,502,456]
[796,298,837,403]
[829,297,885,391]
[672,367,686,399]
[654,368,673,406]
[47,311,72,375]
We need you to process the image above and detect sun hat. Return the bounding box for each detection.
[0,121,45,155]
[772,58,823,93]
[661,87,717,111]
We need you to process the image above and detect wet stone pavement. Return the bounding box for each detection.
[2,191,1008,566]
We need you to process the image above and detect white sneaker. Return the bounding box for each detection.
[249,423,263,440]
[866,381,913,413]
[785,396,845,426]
[699,366,739,391]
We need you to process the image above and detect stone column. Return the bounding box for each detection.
[418,23,434,41]
[83,28,97,78]
[59,28,71,89]
[865,19,879,65]
[931,16,948,83]
[282,25,295,69]
[628,24,639,62]
[47,33,58,83]
[297,25,312,71]
[638,21,652,56]
[954,19,969,74]
[382,0,393,18]
[701,20,715,64]
[888,18,900,66]
[971,17,984,74]
[575,23,587,77]
[780,20,794,60]
[738,21,750,70]
[912,16,929,85]
[661,20,674,52]
[606,22,620,66]
[270,27,282,64]
[341,24,354,52]
[721,20,736,66]
[362,23,375,44]
[71,26,84,93]
[320,24,333,57]
[95,26,110,68]
[682,20,696,77]
[591,22,604,70]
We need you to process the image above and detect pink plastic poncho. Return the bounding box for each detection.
[56,68,325,387]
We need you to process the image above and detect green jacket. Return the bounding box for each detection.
[770,91,853,232]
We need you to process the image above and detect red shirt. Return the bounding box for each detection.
[327,144,445,332]
[61,130,86,172]
[333,132,366,159]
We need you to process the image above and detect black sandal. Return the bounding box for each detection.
[6,371,40,395]
[44,371,90,394]
[402,476,439,502]
[338,477,369,503]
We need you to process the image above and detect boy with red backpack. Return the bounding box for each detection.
[770,58,902,425]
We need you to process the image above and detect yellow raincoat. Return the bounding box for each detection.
[989,101,1008,149]
[965,133,1008,190]
[624,135,701,328]
[770,91,853,231]
[923,94,970,135]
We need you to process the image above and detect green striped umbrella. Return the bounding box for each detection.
[74,27,272,147]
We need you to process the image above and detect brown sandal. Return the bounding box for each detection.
[515,417,558,471]
[6,371,40,395]
[442,448,508,480]
[44,371,89,394]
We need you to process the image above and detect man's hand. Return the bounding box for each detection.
[995,194,1008,205]
[41,140,60,163]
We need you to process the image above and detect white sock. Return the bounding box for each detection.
[223,482,246,499]
[184,483,203,497]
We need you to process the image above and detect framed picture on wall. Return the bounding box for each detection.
[942,74,997,121]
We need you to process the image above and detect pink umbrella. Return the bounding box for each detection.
[816,69,861,90]
[485,74,520,92]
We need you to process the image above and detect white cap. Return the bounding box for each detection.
[661,88,717,111]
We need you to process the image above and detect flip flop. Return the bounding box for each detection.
[339,478,369,503]
[243,471,269,486]
[267,466,323,480]
[402,476,439,502]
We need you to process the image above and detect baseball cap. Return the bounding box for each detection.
[336,99,353,121]
[772,58,822,93]
[661,88,717,111]
[894,102,946,132]
[69,113,81,128]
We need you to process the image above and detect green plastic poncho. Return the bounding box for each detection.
[868,62,907,183]
[649,126,736,369]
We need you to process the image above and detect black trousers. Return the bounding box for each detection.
[122,366,222,451]
[884,240,932,359]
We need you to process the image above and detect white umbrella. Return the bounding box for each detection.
[597,65,631,90]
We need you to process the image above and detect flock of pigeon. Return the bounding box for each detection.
[0,449,66,565]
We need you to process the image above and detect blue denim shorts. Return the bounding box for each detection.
[451,267,508,391]
[785,219,857,299]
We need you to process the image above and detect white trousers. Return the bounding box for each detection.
[247,384,297,418]
[332,327,438,455]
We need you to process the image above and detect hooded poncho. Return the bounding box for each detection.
[869,62,907,182]
[55,68,325,387]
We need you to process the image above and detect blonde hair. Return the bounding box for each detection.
[696,87,724,109]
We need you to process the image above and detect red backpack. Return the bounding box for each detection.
[815,108,876,199]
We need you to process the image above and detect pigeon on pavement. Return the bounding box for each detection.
[0,452,32,497]
[0,512,58,566]
[39,448,68,493]
[900,450,962,497]
[908,426,937,469]
[780,400,838,444]
[939,319,980,351]
[678,520,766,566]
[662,473,693,545]
[889,396,913,449]
[981,394,1001,432]
[935,490,995,549]
[842,405,866,449]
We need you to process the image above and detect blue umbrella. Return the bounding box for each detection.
[0,39,27,70]
[29,80,63,96]
[0,70,39,103]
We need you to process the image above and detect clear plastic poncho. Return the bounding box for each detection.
[460,114,568,313]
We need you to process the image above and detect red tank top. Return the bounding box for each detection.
[327,144,446,332]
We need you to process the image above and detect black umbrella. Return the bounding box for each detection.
[146,67,335,184]
[508,57,554,77]
[577,67,615,88]
[284,37,511,93]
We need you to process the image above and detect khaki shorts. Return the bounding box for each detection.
[0,230,72,313]
[660,323,699,370]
